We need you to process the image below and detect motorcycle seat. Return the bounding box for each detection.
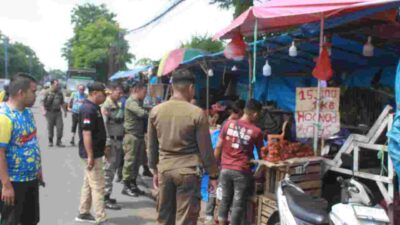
[283,185,329,225]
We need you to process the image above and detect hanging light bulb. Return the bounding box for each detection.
[363,36,374,57]
[263,60,272,77]
[207,69,214,77]
[289,41,298,57]
[231,65,238,71]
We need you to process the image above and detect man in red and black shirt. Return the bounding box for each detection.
[215,99,264,225]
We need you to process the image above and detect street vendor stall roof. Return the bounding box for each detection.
[183,28,400,112]
[213,0,400,40]
[109,65,153,81]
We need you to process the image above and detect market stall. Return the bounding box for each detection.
[201,0,400,224]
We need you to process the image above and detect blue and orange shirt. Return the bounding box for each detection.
[0,103,41,182]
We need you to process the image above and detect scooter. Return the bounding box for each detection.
[276,174,390,225]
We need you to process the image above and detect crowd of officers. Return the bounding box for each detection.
[0,69,264,225]
[41,78,154,207]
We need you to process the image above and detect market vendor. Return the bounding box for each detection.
[214,99,264,225]
[203,99,245,224]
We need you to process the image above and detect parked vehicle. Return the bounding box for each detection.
[276,173,389,225]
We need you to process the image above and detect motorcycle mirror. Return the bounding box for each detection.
[349,186,360,194]
[327,135,340,140]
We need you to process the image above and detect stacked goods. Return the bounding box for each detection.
[262,141,314,162]
[261,143,281,162]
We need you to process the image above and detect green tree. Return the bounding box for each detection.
[71,4,116,32]
[134,58,158,66]
[180,34,224,53]
[209,0,253,17]
[62,4,133,81]
[0,33,46,81]
[47,69,66,80]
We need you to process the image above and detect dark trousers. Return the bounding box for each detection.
[0,179,40,225]
[218,169,251,225]
[205,195,217,218]
[71,113,79,134]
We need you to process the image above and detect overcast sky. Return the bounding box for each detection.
[0,0,233,71]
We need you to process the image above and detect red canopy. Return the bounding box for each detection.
[213,0,400,40]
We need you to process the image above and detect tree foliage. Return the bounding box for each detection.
[71,4,116,32]
[62,3,133,81]
[47,69,66,80]
[0,32,46,81]
[135,58,158,66]
[209,0,253,17]
[180,34,224,53]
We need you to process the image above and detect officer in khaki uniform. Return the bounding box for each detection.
[122,82,148,197]
[42,79,67,147]
[101,83,124,210]
[148,69,218,225]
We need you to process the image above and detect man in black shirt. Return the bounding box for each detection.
[75,82,109,225]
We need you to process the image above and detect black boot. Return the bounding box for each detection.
[104,194,117,204]
[121,181,139,197]
[104,195,121,210]
[56,138,65,147]
[130,179,145,195]
[142,165,153,177]
[70,136,75,146]
[49,138,53,147]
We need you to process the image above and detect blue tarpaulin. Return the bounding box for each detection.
[109,65,152,81]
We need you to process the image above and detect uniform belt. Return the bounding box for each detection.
[110,136,124,141]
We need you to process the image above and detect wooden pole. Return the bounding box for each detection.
[199,62,210,112]
[313,14,324,154]
[248,53,253,100]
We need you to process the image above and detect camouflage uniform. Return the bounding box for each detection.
[42,89,64,144]
[123,96,148,183]
[102,97,124,197]
[148,97,219,225]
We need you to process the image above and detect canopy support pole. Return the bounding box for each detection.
[206,71,210,111]
[313,14,325,154]
[248,54,253,100]
[252,18,258,84]
[250,18,259,99]
[200,61,210,112]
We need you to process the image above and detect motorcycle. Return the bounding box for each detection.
[276,174,390,225]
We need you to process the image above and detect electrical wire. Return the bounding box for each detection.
[126,0,186,34]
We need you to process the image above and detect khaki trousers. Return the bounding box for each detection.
[79,158,107,223]
[156,167,201,225]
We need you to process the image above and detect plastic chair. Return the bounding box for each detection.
[267,120,289,144]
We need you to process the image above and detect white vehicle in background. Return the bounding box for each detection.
[0,78,10,91]
[66,68,96,95]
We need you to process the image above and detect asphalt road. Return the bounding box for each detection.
[32,102,157,225]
